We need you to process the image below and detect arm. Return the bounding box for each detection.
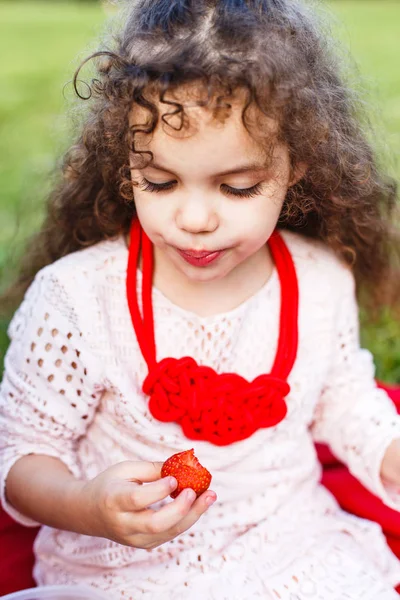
[6,455,87,533]
[6,453,216,549]
[310,266,400,509]
[1,268,216,546]
[0,267,103,525]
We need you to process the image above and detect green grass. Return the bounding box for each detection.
[328,1,400,166]
[0,1,105,246]
[0,1,106,364]
[0,1,399,381]
[326,1,400,383]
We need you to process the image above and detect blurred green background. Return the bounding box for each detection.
[0,0,399,381]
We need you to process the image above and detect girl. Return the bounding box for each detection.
[1,0,400,598]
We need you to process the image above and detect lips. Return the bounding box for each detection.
[177,248,225,267]
[181,250,219,258]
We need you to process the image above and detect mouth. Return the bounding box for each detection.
[177,248,225,267]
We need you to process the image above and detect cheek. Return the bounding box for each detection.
[133,195,148,225]
[232,195,284,243]
[134,193,164,227]
[133,193,176,249]
[133,196,159,245]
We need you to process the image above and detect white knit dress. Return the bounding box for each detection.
[2,229,400,600]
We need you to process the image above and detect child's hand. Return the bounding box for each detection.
[79,461,217,549]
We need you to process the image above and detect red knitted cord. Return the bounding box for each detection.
[126,219,299,446]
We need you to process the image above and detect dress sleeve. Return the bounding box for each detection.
[0,267,104,526]
[310,266,400,510]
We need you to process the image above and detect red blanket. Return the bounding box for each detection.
[1,382,400,596]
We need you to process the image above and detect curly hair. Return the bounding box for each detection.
[2,0,399,314]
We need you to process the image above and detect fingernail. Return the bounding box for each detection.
[167,477,177,489]
[183,488,196,502]
[205,494,217,507]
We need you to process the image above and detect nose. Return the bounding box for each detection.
[175,193,219,234]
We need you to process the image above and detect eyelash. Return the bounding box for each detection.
[139,178,263,198]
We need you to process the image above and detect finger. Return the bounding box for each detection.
[117,476,178,512]
[110,461,164,483]
[143,488,212,535]
[169,490,217,534]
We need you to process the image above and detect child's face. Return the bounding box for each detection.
[130,87,300,284]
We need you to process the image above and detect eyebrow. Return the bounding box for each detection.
[145,161,268,178]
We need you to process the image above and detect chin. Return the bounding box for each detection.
[180,264,229,283]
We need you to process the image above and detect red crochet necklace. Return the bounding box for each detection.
[126,219,299,446]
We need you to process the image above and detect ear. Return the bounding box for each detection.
[289,162,307,187]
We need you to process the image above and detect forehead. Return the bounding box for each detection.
[129,83,278,152]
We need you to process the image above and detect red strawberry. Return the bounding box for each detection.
[161,449,212,499]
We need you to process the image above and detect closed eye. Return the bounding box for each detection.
[139,178,264,198]
[140,178,176,193]
[221,182,263,198]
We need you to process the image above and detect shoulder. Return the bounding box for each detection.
[38,236,128,285]
[14,237,128,334]
[279,229,355,299]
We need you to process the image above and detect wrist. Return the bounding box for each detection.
[64,478,94,536]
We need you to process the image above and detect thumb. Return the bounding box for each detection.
[110,460,164,483]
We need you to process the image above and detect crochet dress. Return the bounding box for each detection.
[1,229,400,600]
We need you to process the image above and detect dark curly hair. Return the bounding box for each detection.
[2,0,399,313]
